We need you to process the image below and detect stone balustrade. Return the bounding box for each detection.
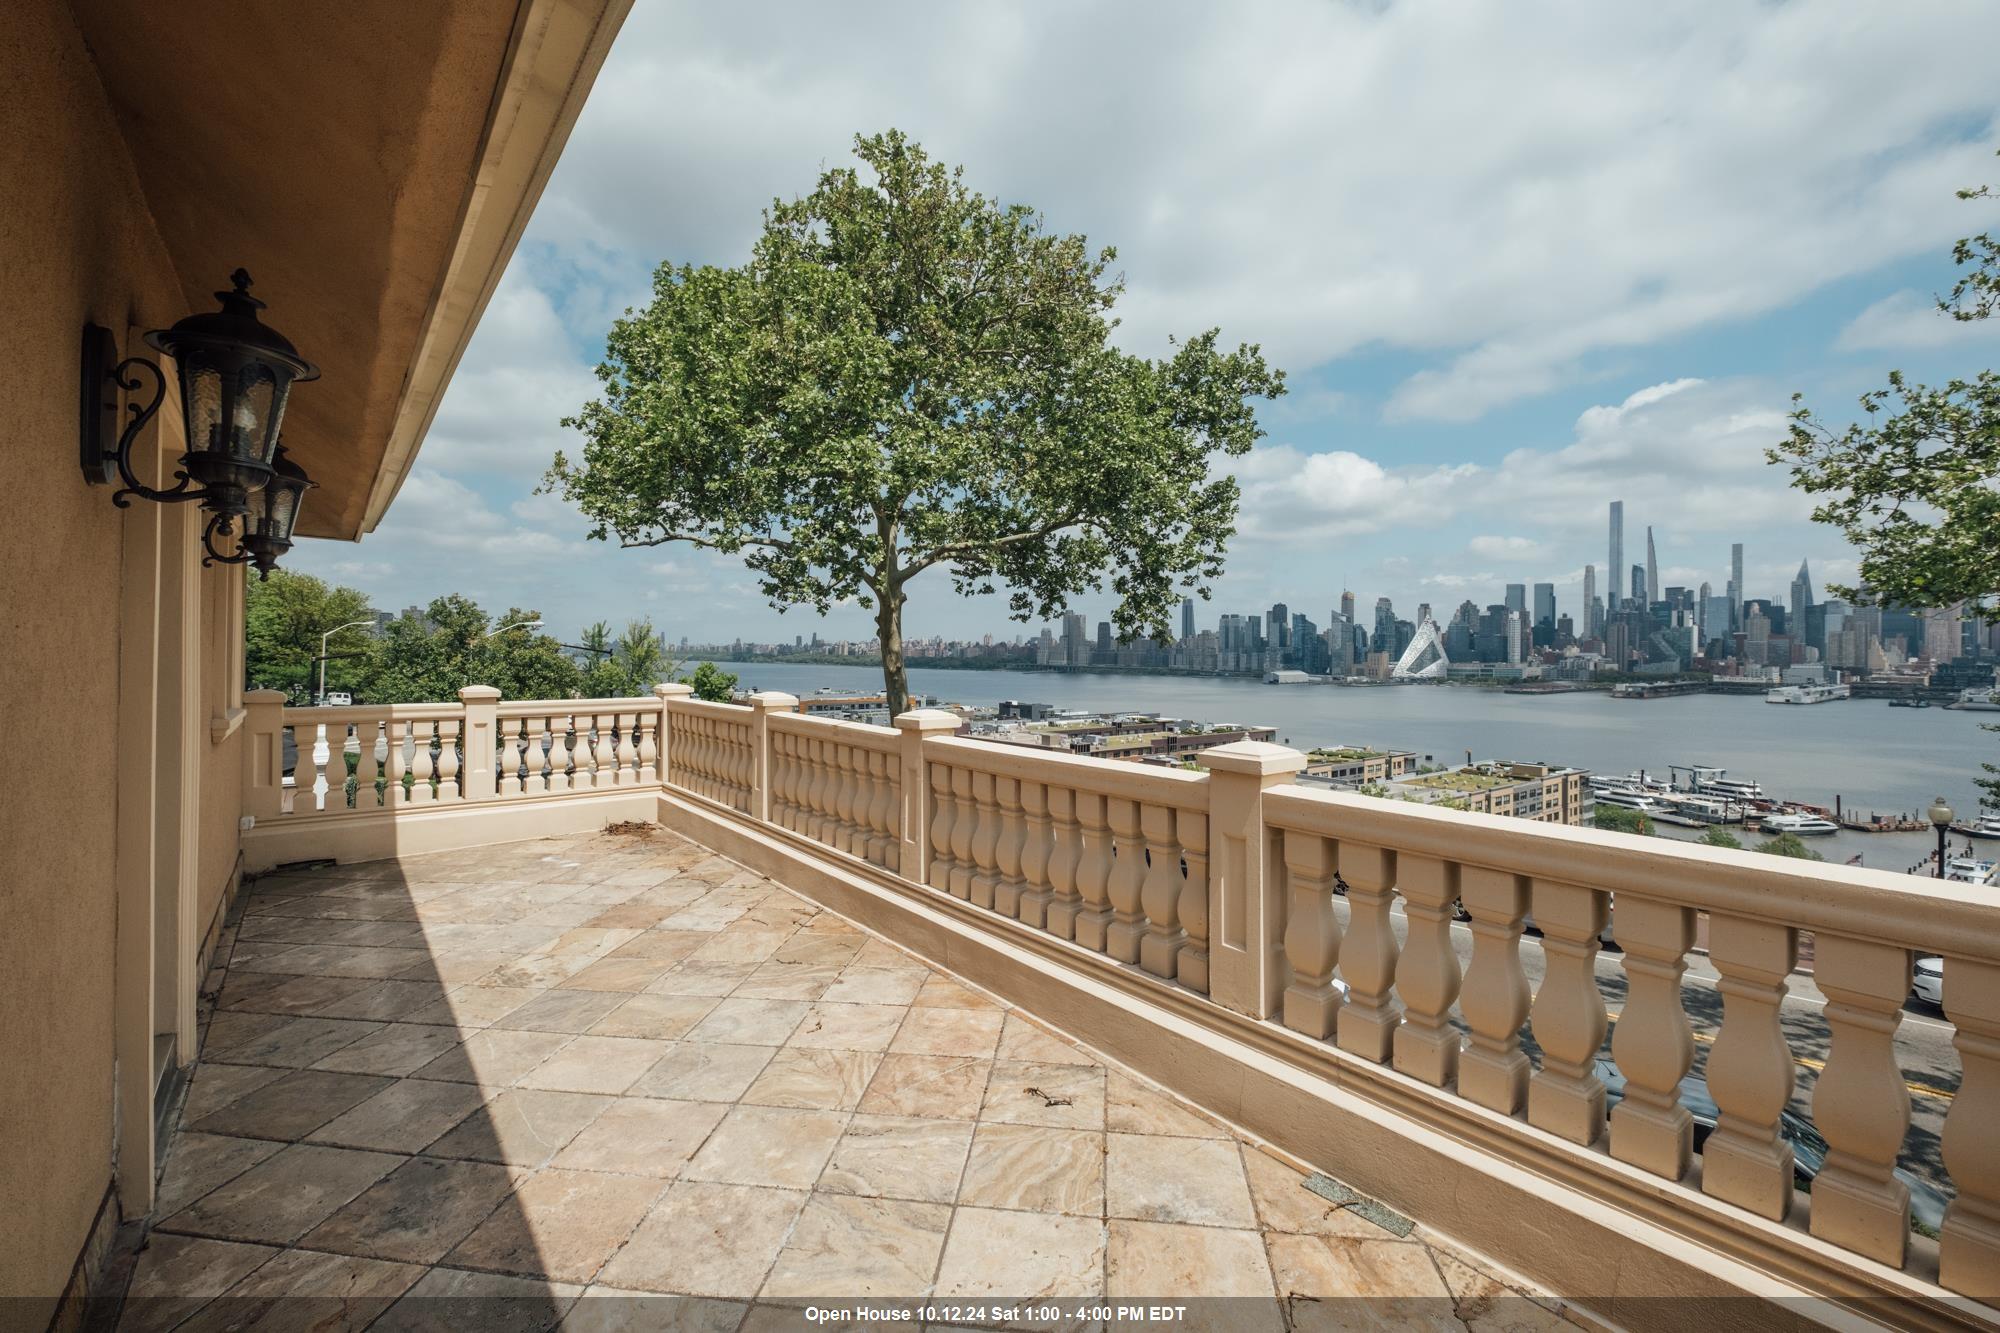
[241,691,2000,1310]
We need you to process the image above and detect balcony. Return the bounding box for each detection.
[135,685,2000,1328]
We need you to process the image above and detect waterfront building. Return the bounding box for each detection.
[1386,760,1589,826]
[1062,611,1090,670]
[1300,746,1426,785]
[1504,584,1527,621]
[1180,596,1195,642]
[1371,597,1396,654]
[1745,603,1771,666]
[1925,604,1965,664]
[1392,615,1450,679]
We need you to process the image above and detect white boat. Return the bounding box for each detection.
[1947,688,2000,712]
[1943,856,1999,885]
[1689,769,1764,802]
[1593,788,1663,814]
[1761,812,1839,836]
[1955,813,2000,840]
[1765,683,1852,705]
[1661,794,1735,825]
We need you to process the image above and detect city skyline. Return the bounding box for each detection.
[286,3,2000,644]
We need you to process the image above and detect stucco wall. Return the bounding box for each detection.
[0,2,188,1309]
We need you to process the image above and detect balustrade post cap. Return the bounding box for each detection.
[244,689,289,704]
[653,682,696,699]
[894,708,964,733]
[749,691,799,711]
[1196,740,1308,777]
[458,685,502,702]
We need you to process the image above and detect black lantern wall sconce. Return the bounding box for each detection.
[81,269,319,577]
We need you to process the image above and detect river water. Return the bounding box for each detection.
[709,660,1997,874]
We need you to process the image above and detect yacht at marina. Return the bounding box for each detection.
[1761,812,1840,836]
[1765,682,1852,704]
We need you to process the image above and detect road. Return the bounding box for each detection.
[1338,900,1958,1197]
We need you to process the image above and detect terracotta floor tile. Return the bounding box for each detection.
[517,1035,676,1094]
[628,1042,774,1102]
[308,1077,488,1153]
[445,1168,664,1283]
[1106,1133,1257,1227]
[425,1088,613,1167]
[158,1144,404,1244]
[189,1069,395,1141]
[887,1007,1004,1057]
[760,1193,950,1298]
[818,1114,973,1203]
[785,1001,907,1053]
[933,1206,1105,1299]
[301,1156,517,1264]
[684,997,809,1046]
[857,1054,993,1120]
[595,1182,806,1296]
[550,1097,728,1177]
[957,1123,1104,1217]
[681,1105,847,1188]
[980,1060,1106,1131]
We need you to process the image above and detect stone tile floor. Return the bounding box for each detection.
[117,827,1585,1331]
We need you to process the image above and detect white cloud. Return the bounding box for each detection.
[1837,288,2000,352]
[1467,535,1548,561]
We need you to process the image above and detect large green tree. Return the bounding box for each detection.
[1774,150,1999,805]
[370,597,581,703]
[245,569,375,700]
[547,130,1285,716]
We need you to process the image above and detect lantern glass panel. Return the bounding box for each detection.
[267,482,301,539]
[231,365,277,466]
[184,361,223,456]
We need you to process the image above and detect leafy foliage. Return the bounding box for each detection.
[683,661,739,703]
[546,130,1284,714]
[1755,832,1825,861]
[245,569,374,700]
[370,598,581,704]
[1696,825,1743,849]
[1592,805,1654,836]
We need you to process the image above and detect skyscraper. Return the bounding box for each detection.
[1631,565,1646,606]
[1180,597,1195,642]
[1730,543,1745,631]
[1790,560,1813,622]
[1582,565,1597,637]
[1533,583,1555,630]
[1371,598,1396,654]
[1608,502,1624,611]
[1268,603,1290,651]
[1645,527,1659,605]
[1340,590,1355,625]
[1504,584,1526,620]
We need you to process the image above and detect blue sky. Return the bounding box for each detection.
[294,0,2000,642]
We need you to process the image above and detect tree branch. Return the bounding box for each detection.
[618,531,797,555]
[903,514,1089,577]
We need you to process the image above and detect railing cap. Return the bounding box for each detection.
[750,691,799,711]
[245,689,288,704]
[1197,740,1308,777]
[894,708,963,734]
[652,682,695,699]
[459,685,501,701]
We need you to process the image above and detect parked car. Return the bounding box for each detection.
[1595,1059,1948,1234]
[1912,955,1944,1008]
[323,691,353,707]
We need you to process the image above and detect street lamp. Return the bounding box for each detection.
[318,619,374,703]
[1929,796,1955,880]
[489,619,543,637]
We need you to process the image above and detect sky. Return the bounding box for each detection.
[291,0,2000,645]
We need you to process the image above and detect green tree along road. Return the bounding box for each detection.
[1775,149,2000,809]
[546,130,1285,717]
[244,570,375,699]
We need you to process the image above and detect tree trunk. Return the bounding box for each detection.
[877,594,909,720]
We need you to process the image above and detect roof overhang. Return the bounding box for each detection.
[74,0,630,540]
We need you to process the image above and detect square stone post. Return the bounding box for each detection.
[895,709,964,886]
[241,689,288,823]
[457,686,502,802]
[747,692,798,824]
[1197,741,1307,1020]
[652,681,694,786]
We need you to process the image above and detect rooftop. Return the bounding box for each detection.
[127,828,1558,1320]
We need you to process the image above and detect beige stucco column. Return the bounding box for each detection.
[652,682,694,787]
[1197,741,1306,1020]
[747,692,798,824]
[457,686,501,802]
[242,689,288,823]
[895,709,963,887]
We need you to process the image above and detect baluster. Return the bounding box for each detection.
[1072,791,1112,950]
[1281,829,1342,1039]
[1527,878,1610,1144]
[603,711,624,787]
[529,716,552,794]
[1609,896,1696,1179]
[770,732,792,829]
[928,764,957,891]
[806,737,829,841]
[616,711,638,785]
[735,722,753,810]
[546,715,571,794]
[586,714,610,790]
[835,743,860,853]
[355,720,381,810]
[685,715,704,797]
[1018,781,1051,928]
[496,717,521,798]
[1175,810,1210,994]
[1457,866,1531,1114]
[1809,935,1913,1265]
[967,771,1001,910]
[305,723,329,812]
[993,776,1025,917]
[386,720,408,808]
[947,767,977,899]
[868,750,896,869]
[436,719,461,802]
[1942,957,2000,1298]
[1336,844,1401,1063]
[637,708,658,785]
[1392,855,1459,1086]
[1137,803,1184,978]
[1104,798,1147,962]
[408,721,436,806]
[1045,787,1081,940]
[795,733,814,833]
[1702,915,1798,1220]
